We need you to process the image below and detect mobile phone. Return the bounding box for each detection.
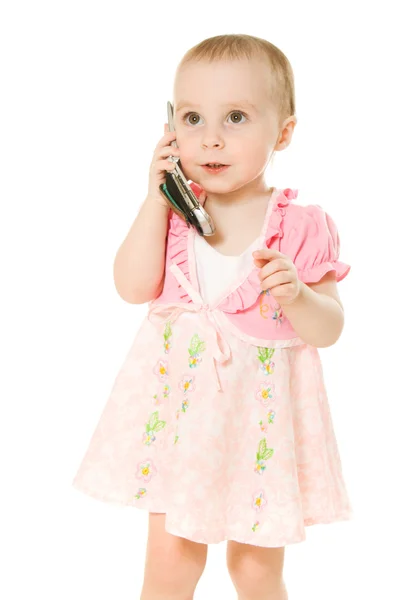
[159,101,216,236]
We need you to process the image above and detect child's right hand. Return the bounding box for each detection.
[147,123,181,208]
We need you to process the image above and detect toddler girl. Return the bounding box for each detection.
[72,33,352,600]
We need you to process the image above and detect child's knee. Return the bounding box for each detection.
[142,514,207,597]
[226,541,286,596]
[150,543,207,591]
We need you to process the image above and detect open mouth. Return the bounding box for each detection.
[201,163,230,173]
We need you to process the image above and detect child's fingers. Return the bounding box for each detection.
[253,248,284,260]
[253,257,268,268]
[199,189,207,203]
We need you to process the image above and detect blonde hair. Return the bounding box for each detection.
[176,33,296,127]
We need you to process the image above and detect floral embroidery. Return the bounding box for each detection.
[267,410,275,423]
[259,411,275,432]
[179,374,196,394]
[252,521,260,532]
[259,289,285,326]
[254,438,274,474]
[252,489,267,512]
[153,384,170,406]
[142,411,166,446]
[153,359,168,382]
[188,333,206,368]
[255,382,275,406]
[272,306,283,326]
[177,374,196,415]
[143,431,156,446]
[136,458,157,483]
[163,321,172,353]
[171,330,204,444]
[134,488,147,500]
[257,347,275,375]
[172,374,197,442]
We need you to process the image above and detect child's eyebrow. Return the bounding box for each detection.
[175,101,259,113]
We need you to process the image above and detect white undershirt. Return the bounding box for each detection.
[193,233,260,306]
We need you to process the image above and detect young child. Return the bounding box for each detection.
[72,34,353,600]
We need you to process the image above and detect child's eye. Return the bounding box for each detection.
[182,111,248,126]
[228,111,247,124]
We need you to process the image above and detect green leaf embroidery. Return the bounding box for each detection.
[257,438,266,459]
[149,411,159,430]
[163,321,172,341]
[264,448,274,460]
[188,333,206,356]
[154,420,166,432]
[256,438,274,461]
[257,347,275,363]
[146,411,166,434]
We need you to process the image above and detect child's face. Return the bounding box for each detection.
[173,58,282,193]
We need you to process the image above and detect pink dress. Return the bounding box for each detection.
[72,187,353,548]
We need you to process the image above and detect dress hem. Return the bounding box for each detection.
[72,481,353,546]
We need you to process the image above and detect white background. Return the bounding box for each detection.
[1,1,399,598]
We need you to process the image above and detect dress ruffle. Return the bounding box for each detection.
[297,260,351,283]
[216,188,298,314]
[166,181,205,303]
[264,188,298,246]
[168,212,191,302]
[215,267,263,313]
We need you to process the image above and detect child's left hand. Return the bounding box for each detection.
[253,248,302,306]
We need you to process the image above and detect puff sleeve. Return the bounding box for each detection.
[280,204,351,283]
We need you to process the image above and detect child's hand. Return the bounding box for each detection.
[253,248,302,306]
[147,124,181,208]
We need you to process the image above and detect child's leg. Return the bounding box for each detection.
[226,541,288,600]
[140,513,208,600]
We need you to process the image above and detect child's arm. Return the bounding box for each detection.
[253,249,345,348]
[113,126,180,304]
[113,196,170,304]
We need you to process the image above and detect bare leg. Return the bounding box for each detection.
[140,513,208,600]
[226,540,288,600]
